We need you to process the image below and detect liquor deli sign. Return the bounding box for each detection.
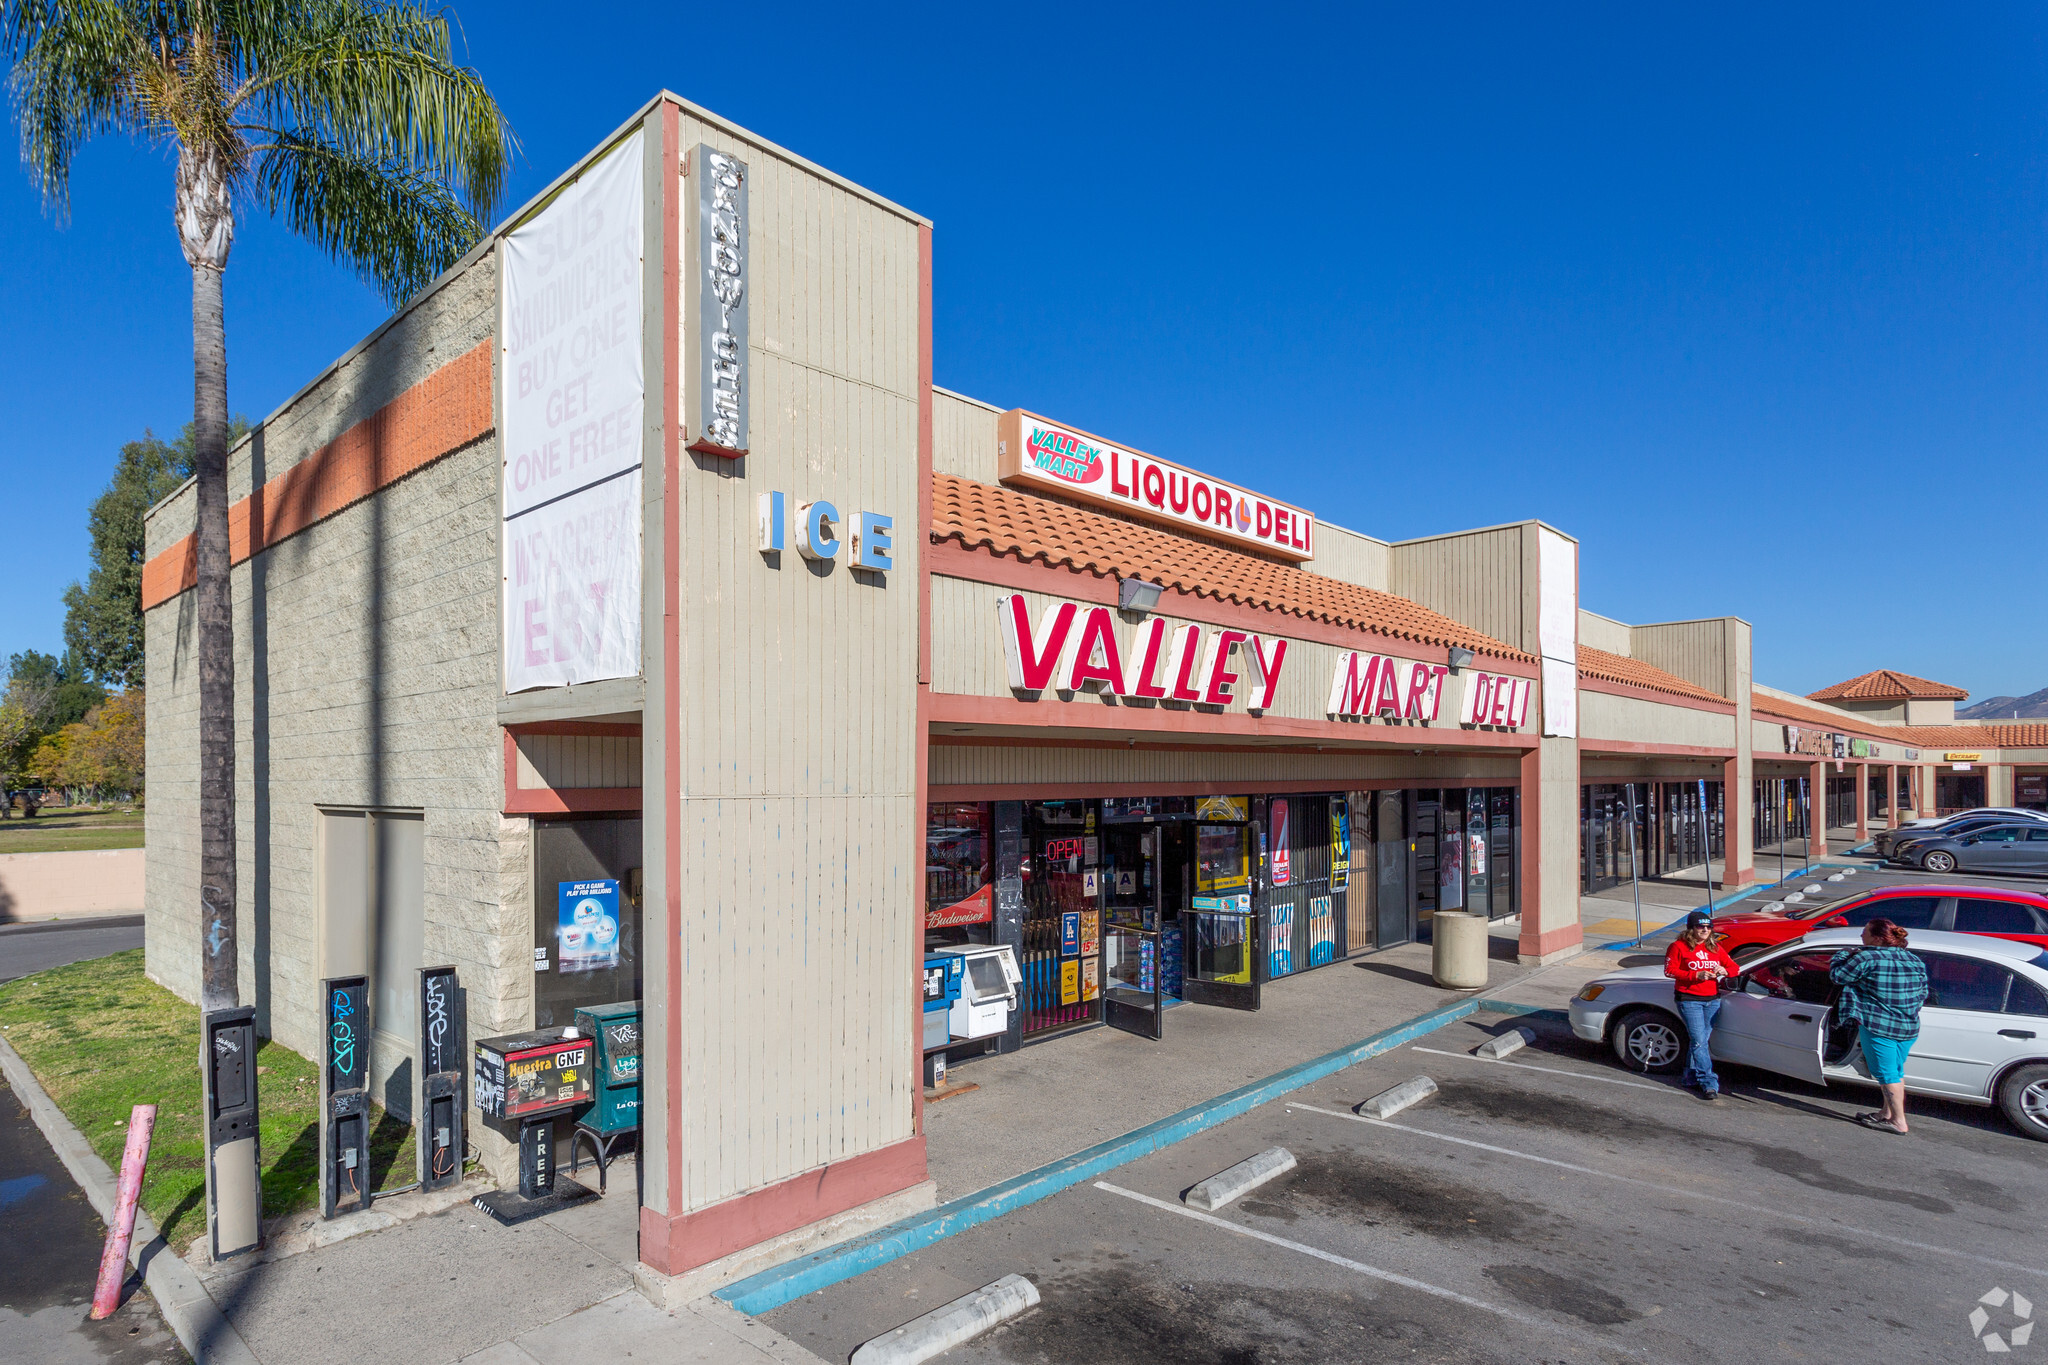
[995,410,1315,562]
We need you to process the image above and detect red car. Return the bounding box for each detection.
[1712,884,2048,961]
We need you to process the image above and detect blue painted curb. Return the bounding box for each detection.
[716,993,1528,1315]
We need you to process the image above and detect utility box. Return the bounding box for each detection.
[204,1006,262,1260]
[318,977,371,1220]
[417,965,465,1192]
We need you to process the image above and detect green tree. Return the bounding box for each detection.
[5,1,512,1009]
[62,420,247,691]
[6,650,104,731]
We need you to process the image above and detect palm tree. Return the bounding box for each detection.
[5,1,512,1010]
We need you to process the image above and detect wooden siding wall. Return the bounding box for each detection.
[932,745,1520,791]
[933,388,1000,481]
[1579,690,1735,751]
[1388,525,1529,654]
[928,574,1517,735]
[1631,619,1733,698]
[515,734,644,789]
[668,106,923,1213]
[1307,523,1391,593]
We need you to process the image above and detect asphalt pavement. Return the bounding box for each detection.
[767,1009,2048,1363]
[0,913,144,983]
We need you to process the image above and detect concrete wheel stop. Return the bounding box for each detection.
[1184,1146,1297,1211]
[1356,1075,1438,1119]
[850,1274,1041,1365]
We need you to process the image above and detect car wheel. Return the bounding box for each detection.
[1998,1064,2048,1143]
[1610,1008,1686,1075]
[1920,850,1957,874]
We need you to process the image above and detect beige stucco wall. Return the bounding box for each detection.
[1579,690,1735,751]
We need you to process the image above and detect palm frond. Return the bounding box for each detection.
[250,127,483,304]
[4,0,154,212]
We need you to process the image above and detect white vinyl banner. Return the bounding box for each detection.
[501,129,644,692]
[503,471,643,688]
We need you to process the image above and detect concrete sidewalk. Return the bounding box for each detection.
[188,1169,828,1365]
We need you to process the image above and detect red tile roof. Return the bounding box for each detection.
[1808,669,1968,702]
[1889,724,2048,749]
[1751,691,1893,737]
[1578,647,1727,703]
[931,473,1532,660]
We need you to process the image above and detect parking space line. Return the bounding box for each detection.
[1407,1046,1665,1091]
[1287,1102,2048,1282]
[1090,1180,1616,1348]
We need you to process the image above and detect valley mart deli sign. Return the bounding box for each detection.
[995,595,1528,728]
[996,410,1315,561]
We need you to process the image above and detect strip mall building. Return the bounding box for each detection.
[140,94,2048,1284]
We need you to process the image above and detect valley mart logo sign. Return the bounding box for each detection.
[1972,1286,2034,1353]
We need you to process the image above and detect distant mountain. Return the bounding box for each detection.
[1959,687,2048,720]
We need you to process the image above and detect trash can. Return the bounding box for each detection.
[1431,912,1488,989]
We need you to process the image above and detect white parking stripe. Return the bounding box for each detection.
[1090,1180,1627,1351]
[1288,1102,2048,1282]
[1407,1045,1666,1091]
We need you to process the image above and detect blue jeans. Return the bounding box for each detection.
[1677,996,1722,1093]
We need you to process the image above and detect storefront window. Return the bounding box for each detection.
[926,803,993,933]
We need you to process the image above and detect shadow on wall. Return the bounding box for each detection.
[0,880,15,924]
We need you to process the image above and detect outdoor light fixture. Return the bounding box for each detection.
[1447,645,1476,673]
[1117,577,1164,613]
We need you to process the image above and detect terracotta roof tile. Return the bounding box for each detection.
[1889,724,2048,749]
[1578,647,1727,703]
[1808,669,1968,701]
[1751,692,1891,735]
[931,473,1532,661]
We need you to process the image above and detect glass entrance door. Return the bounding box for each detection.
[1099,823,1163,1039]
[1182,817,1261,1010]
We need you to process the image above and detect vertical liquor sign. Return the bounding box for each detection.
[500,128,645,693]
[690,144,748,455]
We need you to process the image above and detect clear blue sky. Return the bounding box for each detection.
[4,3,2044,701]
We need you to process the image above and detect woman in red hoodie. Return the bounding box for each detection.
[1664,910,1741,1101]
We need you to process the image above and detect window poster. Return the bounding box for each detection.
[1060,911,1081,957]
[1197,795,1249,822]
[1060,959,1079,1006]
[1330,798,1351,892]
[1079,910,1100,956]
[557,879,622,973]
[1080,956,1100,1001]
[1270,799,1292,886]
[1309,895,1336,967]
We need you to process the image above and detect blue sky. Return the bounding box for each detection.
[4,3,2045,701]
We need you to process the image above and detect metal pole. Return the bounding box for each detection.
[1625,783,1642,941]
[1700,778,1714,910]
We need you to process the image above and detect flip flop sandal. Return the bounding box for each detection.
[1855,1113,1902,1133]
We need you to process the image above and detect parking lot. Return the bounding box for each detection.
[766,1007,2048,1363]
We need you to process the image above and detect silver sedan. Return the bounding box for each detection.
[1568,928,2048,1141]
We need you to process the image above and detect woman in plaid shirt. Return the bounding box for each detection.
[1829,918,1929,1135]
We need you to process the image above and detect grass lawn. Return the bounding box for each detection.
[0,808,146,855]
[0,949,419,1252]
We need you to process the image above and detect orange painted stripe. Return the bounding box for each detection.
[140,341,494,610]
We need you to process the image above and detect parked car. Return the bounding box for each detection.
[1712,886,2048,961]
[1569,929,2048,1140]
[1891,823,2048,875]
[1875,809,2048,859]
